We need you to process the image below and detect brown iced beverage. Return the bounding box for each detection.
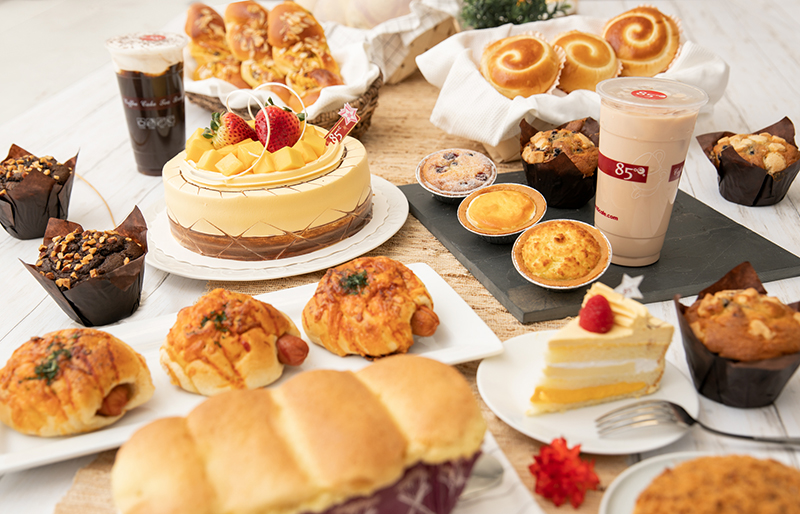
[595,78,707,266]
[106,33,188,176]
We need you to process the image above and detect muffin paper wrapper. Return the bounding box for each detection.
[520,117,598,208]
[300,453,480,514]
[697,117,800,206]
[22,207,148,327]
[674,262,800,408]
[0,144,77,239]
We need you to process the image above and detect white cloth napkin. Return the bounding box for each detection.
[416,16,730,161]
[318,0,460,82]
[161,2,381,119]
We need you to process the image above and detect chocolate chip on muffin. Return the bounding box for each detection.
[34,228,145,291]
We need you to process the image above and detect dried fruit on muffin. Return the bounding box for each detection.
[684,287,800,361]
[711,132,800,174]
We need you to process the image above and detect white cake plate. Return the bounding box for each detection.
[144,175,408,281]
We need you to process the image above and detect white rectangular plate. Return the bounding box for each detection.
[0,263,503,474]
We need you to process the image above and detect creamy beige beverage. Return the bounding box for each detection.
[595,78,708,266]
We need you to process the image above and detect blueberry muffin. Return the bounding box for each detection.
[417,149,496,196]
[712,133,800,175]
[522,129,598,177]
[34,228,145,291]
[684,288,800,361]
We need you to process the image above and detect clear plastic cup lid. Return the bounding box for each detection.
[596,77,708,114]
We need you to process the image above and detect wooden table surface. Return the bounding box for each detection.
[2,1,800,513]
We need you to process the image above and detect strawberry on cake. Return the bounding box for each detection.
[163,104,372,261]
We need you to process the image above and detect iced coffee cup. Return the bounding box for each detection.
[594,77,708,266]
[106,32,188,176]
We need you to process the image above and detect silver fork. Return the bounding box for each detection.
[595,399,800,446]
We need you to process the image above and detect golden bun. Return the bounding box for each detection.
[192,56,251,88]
[302,257,439,357]
[0,328,154,436]
[603,6,680,77]
[112,355,486,514]
[185,3,231,65]
[239,58,285,88]
[224,1,271,62]
[480,33,563,98]
[268,1,327,49]
[160,289,305,396]
[553,30,620,92]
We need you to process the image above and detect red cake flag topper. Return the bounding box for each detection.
[325,103,360,145]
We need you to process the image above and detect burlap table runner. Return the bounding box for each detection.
[55,72,628,514]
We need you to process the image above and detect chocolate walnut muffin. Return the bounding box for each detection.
[0,155,72,195]
[34,228,145,291]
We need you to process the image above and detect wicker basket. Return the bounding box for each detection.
[186,75,383,140]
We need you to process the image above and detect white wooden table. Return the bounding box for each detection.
[2,1,800,512]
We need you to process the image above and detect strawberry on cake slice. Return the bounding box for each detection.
[528,283,674,415]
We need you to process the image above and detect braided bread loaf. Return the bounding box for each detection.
[185,3,231,66]
[480,33,564,99]
[224,0,271,62]
[603,6,681,77]
[112,355,486,514]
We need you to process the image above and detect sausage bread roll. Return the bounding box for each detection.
[160,288,308,396]
[0,328,154,436]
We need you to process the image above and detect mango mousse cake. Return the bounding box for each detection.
[163,107,371,261]
[529,283,673,415]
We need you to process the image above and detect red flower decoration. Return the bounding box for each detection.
[528,437,600,508]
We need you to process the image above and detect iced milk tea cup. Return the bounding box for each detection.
[594,77,708,266]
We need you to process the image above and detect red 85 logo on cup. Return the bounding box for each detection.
[631,89,667,100]
[599,154,648,183]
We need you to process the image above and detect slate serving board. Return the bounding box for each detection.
[400,171,800,323]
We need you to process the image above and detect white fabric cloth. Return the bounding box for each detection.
[161,2,381,118]
[416,16,730,159]
[319,0,460,82]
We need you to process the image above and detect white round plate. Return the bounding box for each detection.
[476,331,699,455]
[599,451,710,514]
[144,175,408,281]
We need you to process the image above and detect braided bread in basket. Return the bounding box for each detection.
[112,355,486,514]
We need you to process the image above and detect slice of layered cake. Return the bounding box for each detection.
[529,282,673,414]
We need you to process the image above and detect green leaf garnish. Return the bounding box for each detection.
[201,310,229,332]
[340,270,368,294]
[32,345,72,384]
